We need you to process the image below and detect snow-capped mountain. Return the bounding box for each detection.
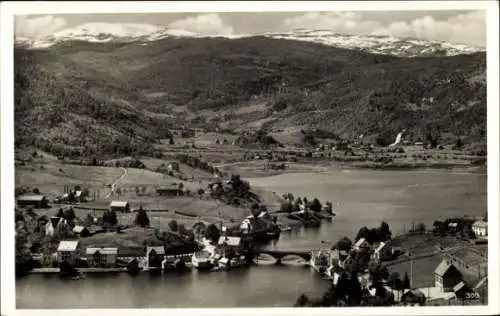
[260,29,484,57]
[15,23,484,58]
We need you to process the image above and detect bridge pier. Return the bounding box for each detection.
[275,258,283,265]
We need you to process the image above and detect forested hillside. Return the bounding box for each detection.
[14,35,486,157]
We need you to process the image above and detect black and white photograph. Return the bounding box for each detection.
[1,1,499,315]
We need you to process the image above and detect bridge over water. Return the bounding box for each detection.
[253,249,312,265]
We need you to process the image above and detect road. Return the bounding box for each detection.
[105,167,127,199]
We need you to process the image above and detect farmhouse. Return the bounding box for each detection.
[85,247,118,268]
[434,260,463,292]
[57,240,80,265]
[472,220,488,237]
[109,201,130,213]
[17,195,49,208]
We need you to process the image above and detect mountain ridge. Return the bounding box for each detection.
[15,23,484,58]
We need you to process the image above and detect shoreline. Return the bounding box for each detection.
[231,162,486,180]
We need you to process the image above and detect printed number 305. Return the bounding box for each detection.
[465,292,480,300]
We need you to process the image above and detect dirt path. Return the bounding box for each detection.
[105,167,127,199]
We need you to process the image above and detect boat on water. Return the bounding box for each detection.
[191,250,214,270]
[309,250,330,274]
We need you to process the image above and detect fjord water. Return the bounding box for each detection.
[16,169,486,308]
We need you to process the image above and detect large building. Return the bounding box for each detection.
[472,220,488,238]
[17,195,49,208]
[85,247,118,268]
[57,240,80,265]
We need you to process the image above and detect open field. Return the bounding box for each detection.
[15,161,123,199]
[79,227,165,249]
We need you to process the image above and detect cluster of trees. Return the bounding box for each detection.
[15,210,36,276]
[432,218,476,239]
[116,186,151,197]
[208,174,259,208]
[279,194,331,214]
[175,154,225,177]
[355,222,392,244]
[15,208,67,274]
[233,130,281,149]
[114,158,145,169]
[295,270,397,307]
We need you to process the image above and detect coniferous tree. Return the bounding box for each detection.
[168,219,178,232]
[134,206,150,227]
[204,224,221,244]
[348,271,362,306]
[402,272,411,291]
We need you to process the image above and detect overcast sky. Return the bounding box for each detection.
[15,10,486,47]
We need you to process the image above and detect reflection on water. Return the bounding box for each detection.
[17,169,486,308]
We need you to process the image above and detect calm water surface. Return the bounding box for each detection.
[16,168,486,308]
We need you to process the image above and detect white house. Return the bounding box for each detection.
[217,236,242,248]
[57,240,80,265]
[472,220,488,237]
[353,238,371,252]
[85,247,118,267]
[45,217,61,236]
[240,219,252,234]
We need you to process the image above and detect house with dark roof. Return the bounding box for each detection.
[401,289,426,306]
[72,225,90,237]
[146,246,165,270]
[17,195,49,208]
[434,260,463,292]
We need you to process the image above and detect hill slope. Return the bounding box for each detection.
[14,35,486,157]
